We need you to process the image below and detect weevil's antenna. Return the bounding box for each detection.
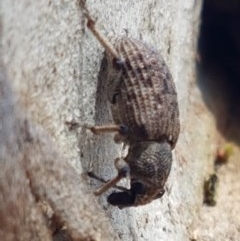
[78,0,120,60]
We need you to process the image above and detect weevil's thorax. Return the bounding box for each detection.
[125,141,172,191]
[103,36,180,148]
[107,141,172,208]
[125,141,172,207]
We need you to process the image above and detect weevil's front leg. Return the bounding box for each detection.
[94,158,130,196]
[87,171,129,192]
[88,124,121,134]
[94,175,123,196]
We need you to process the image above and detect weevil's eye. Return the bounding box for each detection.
[107,191,134,208]
[131,182,146,195]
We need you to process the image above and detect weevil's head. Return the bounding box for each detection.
[108,141,172,208]
[107,181,165,209]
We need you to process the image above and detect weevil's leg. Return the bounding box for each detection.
[80,4,120,61]
[87,171,108,183]
[87,172,129,192]
[94,174,122,196]
[88,124,120,135]
[87,123,129,135]
[87,124,129,143]
[94,158,130,196]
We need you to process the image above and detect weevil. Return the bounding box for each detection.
[80,2,180,208]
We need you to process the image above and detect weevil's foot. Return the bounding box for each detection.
[65,120,80,131]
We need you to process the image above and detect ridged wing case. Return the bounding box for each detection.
[105,37,180,148]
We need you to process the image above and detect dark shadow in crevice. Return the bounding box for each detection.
[198,0,240,144]
[94,55,112,125]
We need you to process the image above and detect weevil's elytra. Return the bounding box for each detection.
[105,37,180,147]
[80,2,180,208]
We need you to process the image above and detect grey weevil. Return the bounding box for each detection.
[79,1,180,208]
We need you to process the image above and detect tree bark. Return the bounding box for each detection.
[0,62,119,240]
[1,0,231,240]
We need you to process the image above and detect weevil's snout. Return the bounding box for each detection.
[107,182,146,208]
[107,181,164,208]
[130,182,165,207]
[107,191,134,208]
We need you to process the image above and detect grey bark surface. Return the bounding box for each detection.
[0,63,119,240]
[1,0,238,241]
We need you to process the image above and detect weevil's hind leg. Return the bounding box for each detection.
[94,158,130,196]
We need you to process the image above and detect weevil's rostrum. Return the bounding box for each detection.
[82,3,180,208]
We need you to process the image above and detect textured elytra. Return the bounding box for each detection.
[105,37,180,148]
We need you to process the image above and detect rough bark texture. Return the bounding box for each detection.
[0,64,119,240]
[1,0,239,240]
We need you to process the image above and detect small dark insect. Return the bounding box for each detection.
[80,2,180,208]
[203,173,219,206]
